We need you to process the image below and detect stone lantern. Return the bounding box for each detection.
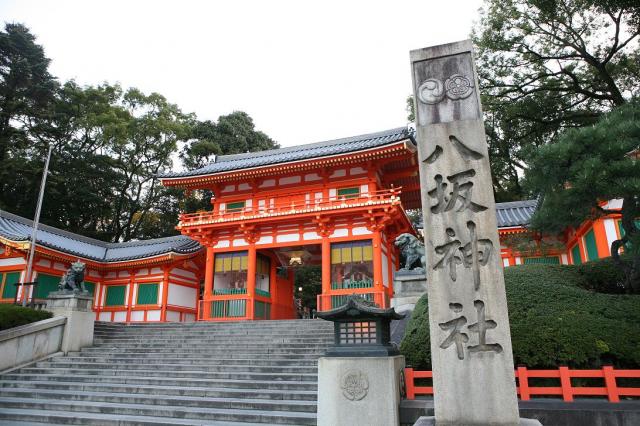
[316,295,406,426]
[316,295,405,357]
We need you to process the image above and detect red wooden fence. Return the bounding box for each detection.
[404,366,640,402]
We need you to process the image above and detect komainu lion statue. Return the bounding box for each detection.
[58,261,87,293]
[394,233,426,272]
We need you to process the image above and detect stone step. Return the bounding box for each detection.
[17,367,318,382]
[0,408,301,426]
[47,356,319,366]
[81,347,327,355]
[3,373,318,391]
[92,337,333,343]
[0,380,318,401]
[91,342,330,349]
[0,397,317,425]
[0,388,317,413]
[36,361,318,374]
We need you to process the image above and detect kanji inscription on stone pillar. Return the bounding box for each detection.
[410,40,520,424]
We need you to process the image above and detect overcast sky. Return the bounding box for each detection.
[1,0,485,147]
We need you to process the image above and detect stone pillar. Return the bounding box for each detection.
[390,273,427,313]
[46,292,94,354]
[410,40,539,425]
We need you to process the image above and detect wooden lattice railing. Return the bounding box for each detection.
[404,366,640,402]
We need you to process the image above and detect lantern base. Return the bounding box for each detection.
[317,355,404,426]
[413,416,542,425]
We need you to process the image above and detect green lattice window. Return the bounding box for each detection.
[584,229,599,261]
[1,271,21,299]
[524,256,560,265]
[337,187,360,199]
[136,283,159,305]
[571,244,583,265]
[105,285,126,306]
[84,281,96,296]
[226,201,246,211]
[34,274,61,299]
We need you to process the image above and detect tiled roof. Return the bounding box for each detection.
[415,199,538,229]
[0,210,201,263]
[159,127,415,179]
[495,199,538,228]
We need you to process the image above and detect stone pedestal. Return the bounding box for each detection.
[318,355,404,426]
[46,292,94,354]
[413,416,542,425]
[391,273,427,313]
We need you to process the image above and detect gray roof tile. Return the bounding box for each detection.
[415,199,538,229]
[0,210,201,263]
[159,127,415,179]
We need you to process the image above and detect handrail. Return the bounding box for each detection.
[404,366,640,402]
[178,187,402,227]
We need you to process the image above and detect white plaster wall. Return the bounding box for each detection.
[502,258,510,267]
[215,240,230,248]
[113,311,127,322]
[221,185,235,193]
[604,218,619,247]
[118,271,130,278]
[257,235,274,245]
[329,188,337,199]
[602,199,623,210]
[360,184,369,195]
[233,239,248,247]
[303,232,320,240]
[515,257,522,265]
[381,252,389,287]
[330,229,349,238]
[172,268,196,280]
[151,267,162,275]
[330,169,346,178]
[106,272,116,278]
[166,310,180,322]
[130,311,144,321]
[561,254,569,265]
[260,179,275,188]
[98,312,111,321]
[305,173,321,181]
[352,227,372,236]
[36,259,49,267]
[279,176,301,185]
[146,310,161,321]
[167,284,197,308]
[0,257,25,267]
[184,313,196,322]
[53,262,66,270]
[350,167,366,175]
[277,234,299,243]
[238,183,251,191]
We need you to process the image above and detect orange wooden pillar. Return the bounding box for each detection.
[160,266,170,322]
[203,246,215,320]
[246,244,257,320]
[125,273,135,322]
[592,219,611,258]
[372,230,385,306]
[321,236,331,311]
[269,253,278,319]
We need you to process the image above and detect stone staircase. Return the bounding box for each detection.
[0,319,334,425]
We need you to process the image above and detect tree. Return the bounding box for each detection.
[525,99,640,292]
[294,265,321,311]
[180,111,279,211]
[473,0,640,200]
[0,23,57,207]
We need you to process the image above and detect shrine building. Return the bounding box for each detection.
[0,127,625,322]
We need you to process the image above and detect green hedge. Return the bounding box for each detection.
[0,304,53,331]
[400,264,640,370]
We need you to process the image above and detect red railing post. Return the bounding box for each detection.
[405,368,416,400]
[603,366,620,403]
[517,366,530,401]
[559,366,574,402]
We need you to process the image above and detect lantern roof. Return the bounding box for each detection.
[316,295,406,321]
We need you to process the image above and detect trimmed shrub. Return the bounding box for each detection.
[400,264,640,370]
[0,304,52,331]
[575,257,628,294]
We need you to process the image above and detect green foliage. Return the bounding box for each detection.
[400,264,640,369]
[473,0,640,200]
[294,265,321,310]
[0,304,52,331]
[575,256,629,294]
[525,100,640,291]
[0,24,277,241]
